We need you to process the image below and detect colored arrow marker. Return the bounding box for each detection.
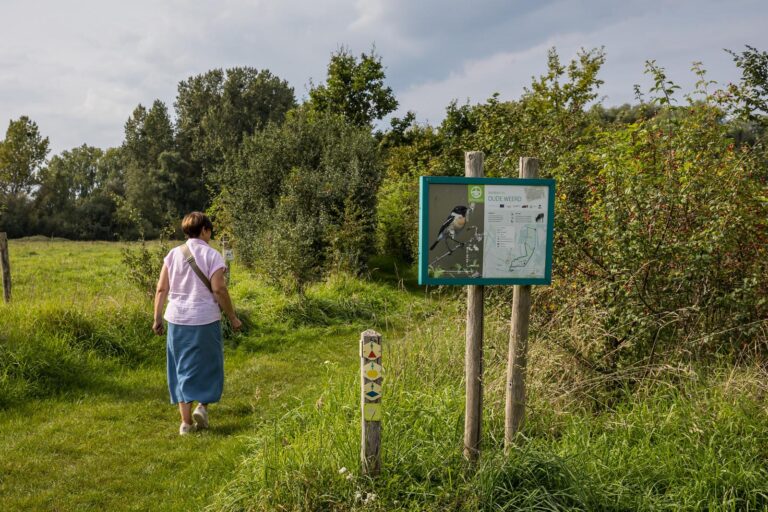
[362,341,382,360]
[364,362,383,380]
[364,382,382,401]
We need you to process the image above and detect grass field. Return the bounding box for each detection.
[1,240,767,511]
[0,240,412,510]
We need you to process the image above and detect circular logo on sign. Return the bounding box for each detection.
[469,185,482,200]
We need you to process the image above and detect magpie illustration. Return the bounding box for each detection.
[429,205,469,251]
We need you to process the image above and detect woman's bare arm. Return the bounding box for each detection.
[211,268,242,331]
[152,264,170,335]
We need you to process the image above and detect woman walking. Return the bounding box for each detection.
[152,212,242,435]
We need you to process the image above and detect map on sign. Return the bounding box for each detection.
[419,177,554,285]
[482,185,548,279]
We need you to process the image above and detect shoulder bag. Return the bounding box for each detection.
[179,243,213,293]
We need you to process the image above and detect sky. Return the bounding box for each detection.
[1,0,767,155]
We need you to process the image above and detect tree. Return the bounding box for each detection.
[123,100,174,169]
[96,146,127,197]
[309,47,398,127]
[122,100,176,234]
[726,45,768,124]
[0,116,49,236]
[36,145,114,239]
[377,122,443,261]
[37,145,102,209]
[34,144,132,240]
[0,116,50,196]
[175,67,296,189]
[221,108,383,293]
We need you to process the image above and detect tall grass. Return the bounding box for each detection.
[0,241,161,408]
[0,243,419,409]
[212,298,768,511]
[0,301,159,405]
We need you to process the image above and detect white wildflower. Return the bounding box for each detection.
[338,467,347,474]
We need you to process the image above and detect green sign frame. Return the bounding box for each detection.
[419,176,555,286]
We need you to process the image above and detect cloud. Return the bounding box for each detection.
[396,46,547,125]
[0,0,358,152]
[394,0,768,124]
[0,0,766,154]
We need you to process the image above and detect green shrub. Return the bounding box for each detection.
[217,108,383,293]
[121,236,173,299]
[375,177,419,262]
[543,96,768,372]
[377,51,768,377]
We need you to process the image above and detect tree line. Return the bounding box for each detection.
[0,65,297,240]
[1,45,767,369]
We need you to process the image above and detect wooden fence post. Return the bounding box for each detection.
[464,151,484,462]
[505,157,539,451]
[0,233,10,303]
[361,329,383,476]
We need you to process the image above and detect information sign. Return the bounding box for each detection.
[419,176,555,285]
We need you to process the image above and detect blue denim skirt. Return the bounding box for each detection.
[166,321,223,404]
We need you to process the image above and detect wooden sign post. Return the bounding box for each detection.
[505,157,539,450]
[464,152,484,462]
[0,232,10,303]
[418,153,554,461]
[361,329,383,476]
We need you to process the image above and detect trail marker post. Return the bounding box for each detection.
[505,157,539,450]
[0,232,10,303]
[361,329,383,476]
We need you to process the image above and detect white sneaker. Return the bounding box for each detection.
[179,422,195,435]
[192,405,209,430]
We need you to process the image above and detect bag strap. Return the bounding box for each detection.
[179,243,213,293]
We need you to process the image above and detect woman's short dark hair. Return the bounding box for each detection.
[181,212,213,239]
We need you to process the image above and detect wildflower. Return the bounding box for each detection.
[338,467,347,474]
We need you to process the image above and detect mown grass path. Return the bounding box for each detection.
[0,331,361,511]
[0,241,368,511]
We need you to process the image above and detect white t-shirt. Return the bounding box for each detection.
[163,238,226,326]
